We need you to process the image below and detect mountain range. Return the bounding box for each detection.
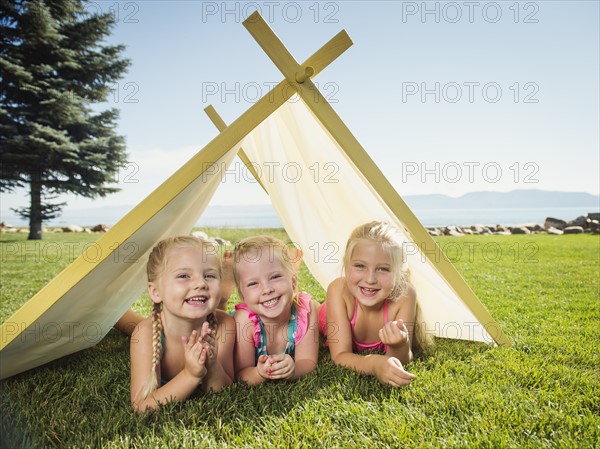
[2,189,598,227]
[402,189,599,210]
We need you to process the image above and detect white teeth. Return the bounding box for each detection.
[262,297,278,306]
[187,296,207,303]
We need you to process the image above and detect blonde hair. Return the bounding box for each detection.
[142,236,220,399]
[343,221,433,353]
[343,221,409,300]
[232,235,298,302]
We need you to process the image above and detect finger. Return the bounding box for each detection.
[201,334,216,348]
[199,347,207,365]
[393,366,415,381]
[258,354,269,364]
[191,339,205,357]
[388,378,412,387]
[396,319,408,331]
[190,329,200,345]
[269,361,283,373]
[379,326,396,343]
[201,342,214,357]
[391,375,414,386]
[182,332,198,349]
[379,326,390,340]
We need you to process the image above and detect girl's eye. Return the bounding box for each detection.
[177,274,189,279]
[271,274,282,280]
[204,273,217,279]
[353,263,365,269]
[246,281,258,287]
[378,267,391,272]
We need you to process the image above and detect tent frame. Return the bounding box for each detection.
[1,12,509,360]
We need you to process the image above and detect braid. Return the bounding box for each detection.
[142,302,163,399]
[207,312,218,335]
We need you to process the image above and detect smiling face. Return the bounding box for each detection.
[345,239,395,307]
[235,246,297,321]
[148,245,221,321]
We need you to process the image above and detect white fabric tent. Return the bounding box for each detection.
[243,99,500,345]
[0,13,508,380]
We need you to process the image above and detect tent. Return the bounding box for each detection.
[0,12,510,380]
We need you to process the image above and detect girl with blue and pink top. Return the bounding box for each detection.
[232,236,319,384]
[319,221,425,387]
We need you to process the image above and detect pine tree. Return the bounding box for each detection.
[0,0,130,239]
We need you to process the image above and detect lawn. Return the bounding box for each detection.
[0,230,598,448]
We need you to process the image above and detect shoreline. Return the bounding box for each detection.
[1,213,598,237]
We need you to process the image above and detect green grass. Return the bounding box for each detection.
[1,231,598,448]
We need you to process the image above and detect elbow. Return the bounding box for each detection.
[131,392,156,414]
[132,400,152,414]
[330,353,346,367]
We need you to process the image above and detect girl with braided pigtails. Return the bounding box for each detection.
[129,236,234,413]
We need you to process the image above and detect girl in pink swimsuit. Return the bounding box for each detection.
[233,236,319,384]
[318,221,418,387]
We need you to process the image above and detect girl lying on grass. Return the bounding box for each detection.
[129,236,234,412]
[319,221,429,387]
[232,236,319,384]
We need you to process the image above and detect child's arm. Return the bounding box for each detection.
[326,278,415,387]
[379,284,417,365]
[285,299,319,380]
[130,320,207,413]
[233,309,271,384]
[115,309,144,336]
[201,311,235,392]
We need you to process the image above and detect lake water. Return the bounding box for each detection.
[1,205,596,229]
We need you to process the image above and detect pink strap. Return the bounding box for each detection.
[293,292,312,344]
[234,303,261,348]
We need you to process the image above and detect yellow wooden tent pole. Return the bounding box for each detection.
[1,79,296,350]
[0,14,354,351]
[243,13,511,347]
[203,105,268,194]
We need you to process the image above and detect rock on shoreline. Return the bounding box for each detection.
[427,213,599,236]
[1,213,599,237]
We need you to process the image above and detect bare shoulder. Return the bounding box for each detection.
[215,309,234,323]
[130,316,153,354]
[327,277,345,294]
[404,283,417,302]
[326,277,354,320]
[308,298,319,315]
[232,306,251,324]
[215,309,235,333]
[389,282,417,317]
[131,316,153,339]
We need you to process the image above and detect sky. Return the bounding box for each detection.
[1,0,599,216]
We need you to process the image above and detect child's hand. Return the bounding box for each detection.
[256,354,271,380]
[379,319,410,348]
[181,330,208,381]
[264,354,295,380]
[374,356,415,387]
[199,321,218,367]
